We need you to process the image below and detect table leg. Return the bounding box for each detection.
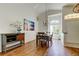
[36,39,38,47]
[48,40,49,47]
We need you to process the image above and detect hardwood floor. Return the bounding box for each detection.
[45,40,79,56]
[0,39,79,56]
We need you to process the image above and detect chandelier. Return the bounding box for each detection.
[73,4,79,13]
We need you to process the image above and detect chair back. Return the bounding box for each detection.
[50,33,53,39]
[36,32,45,40]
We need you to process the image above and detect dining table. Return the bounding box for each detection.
[36,33,50,47]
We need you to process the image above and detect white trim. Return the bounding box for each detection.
[48,13,62,18]
[64,42,79,48]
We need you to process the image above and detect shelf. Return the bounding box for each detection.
[6,41,21,48]
[6,44,21,51]
[7,37,16,39]
[1,33,24,52]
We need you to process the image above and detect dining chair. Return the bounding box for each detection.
[49,33,53,44]
[36,32,50,47]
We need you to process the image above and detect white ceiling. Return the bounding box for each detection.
[27,3,67,10]
[0,3,71,15]
[0,3,68,12]
[30,3,68,15]
[46,3,67,10]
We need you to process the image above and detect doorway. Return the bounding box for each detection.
[50,20,60,39]
[48,13,63,44]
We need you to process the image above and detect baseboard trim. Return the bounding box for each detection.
[64,42,79,48]
[25,40,35,44]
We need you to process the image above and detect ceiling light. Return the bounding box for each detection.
[64,13,79,19]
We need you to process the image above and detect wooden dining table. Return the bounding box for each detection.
[36,33,50,47]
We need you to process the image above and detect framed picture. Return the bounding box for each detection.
[24,18,35,31]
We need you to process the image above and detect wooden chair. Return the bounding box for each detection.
[36,32,50,47]
[36,32,45,46]
[49,33,53,44]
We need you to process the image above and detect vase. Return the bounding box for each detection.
[17,27,21,33]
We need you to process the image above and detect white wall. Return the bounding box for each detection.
[37,11,48,32]
[0,4,38,33]
[0,4,39,52]
[0,35,2,52]
[66,20,79,43]
[37,18,48,32]
[63,5,79,48]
